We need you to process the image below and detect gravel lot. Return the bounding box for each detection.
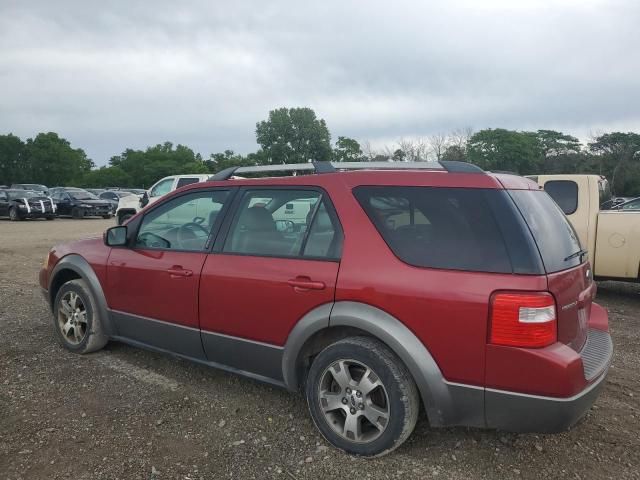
[0,218,638,480]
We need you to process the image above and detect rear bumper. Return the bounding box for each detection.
[485,365,609,432]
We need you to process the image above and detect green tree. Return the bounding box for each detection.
[255,107,332,163]
[333,136,363,162]
[109,142,208,187]
[205,150,255,173]
[23,132,93,186]
[466,128,543,173]
[392,149,406,161]
[589,132,640,194]
[79,166,132,188]
[441,145,467,162]
[0,133,25,185]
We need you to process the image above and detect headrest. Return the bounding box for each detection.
[240,206,276,231]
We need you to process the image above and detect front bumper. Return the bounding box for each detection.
[485,326,613,432]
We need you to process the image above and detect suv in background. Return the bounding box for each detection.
[39,161,612,456]
[115,174,210,225]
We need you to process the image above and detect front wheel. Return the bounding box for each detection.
[102,214,113,219]
[305,336,420,457]
[9,207,21,221]
[53,279,108,354]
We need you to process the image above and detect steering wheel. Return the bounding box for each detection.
[177,222,210,246]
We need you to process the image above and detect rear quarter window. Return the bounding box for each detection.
[353,186,514,273]
[543,180,578,215]
[509,190,583,273]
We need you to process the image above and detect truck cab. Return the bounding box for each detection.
[115,174,210,225]
[532,174,640,281]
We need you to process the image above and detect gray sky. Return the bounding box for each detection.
[1,0,639,165]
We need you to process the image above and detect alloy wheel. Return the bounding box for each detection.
[57,291,88,345]
[318,359,390,443]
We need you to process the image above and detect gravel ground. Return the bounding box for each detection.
[0,218,638,480]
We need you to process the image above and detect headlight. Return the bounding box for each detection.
[18,203,27,209]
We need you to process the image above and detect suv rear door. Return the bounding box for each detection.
[199,187,343,380]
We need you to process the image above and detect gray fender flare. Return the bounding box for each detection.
[282,301,466,427]
[49,254,115,336]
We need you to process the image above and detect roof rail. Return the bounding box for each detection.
[208,160,483,181]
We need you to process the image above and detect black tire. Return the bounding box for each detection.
[102,214,113,219]
[9,207,21,221]
[52,279,108,354]
[71,207,84,219]
[45,216,55,221]
[305,336,420,457]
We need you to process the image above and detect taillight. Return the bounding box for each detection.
[489,292,557,348]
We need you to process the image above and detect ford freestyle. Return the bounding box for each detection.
[39,161,613,456]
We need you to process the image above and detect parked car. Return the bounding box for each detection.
[40,161,611,456]
[532,174,640,281]
[115,174,210,225]
[86,188,106,196]
[99,190,136,210]
[600,196,633,210]
[125,188,146,195]
[49,187,114,219]
[10,183,49,195]
[0,189,56,220]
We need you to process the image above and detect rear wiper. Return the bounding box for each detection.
[564,249,588,262]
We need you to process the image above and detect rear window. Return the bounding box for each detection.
[509,190,583,272]
[354,186,514,273]
[176,177,201,188]
[543,180,578,215]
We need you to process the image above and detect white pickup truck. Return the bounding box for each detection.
[531,174,640,281]
[115,174,210,225]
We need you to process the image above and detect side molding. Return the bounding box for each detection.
[49,255,115,336]
[281,303,333,391]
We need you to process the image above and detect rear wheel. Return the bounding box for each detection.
[45,216,55,220]
[71,207,84,219]
[305,336,420,456]
[53,279,108,354]
[9,207,21,221]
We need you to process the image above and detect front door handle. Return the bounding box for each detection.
[287,276,325,291]
[167,266,193,278]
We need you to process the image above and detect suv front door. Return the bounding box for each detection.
[199,188,343,381]
[106,189,234,357]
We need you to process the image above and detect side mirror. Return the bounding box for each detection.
[140,192,149,208]
[104,226,128,246]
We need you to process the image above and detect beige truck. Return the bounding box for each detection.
[530,174,640,281]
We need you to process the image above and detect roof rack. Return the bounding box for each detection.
[209,160,483,181]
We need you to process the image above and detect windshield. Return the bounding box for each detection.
[69,190,98,200]
[509,190,583,272]
[7,190,41,200]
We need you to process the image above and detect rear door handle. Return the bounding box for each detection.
[167,266,193,278]
[287,276,325,291]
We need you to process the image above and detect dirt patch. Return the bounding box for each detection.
[0,218,638,479]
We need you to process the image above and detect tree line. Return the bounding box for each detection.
[1,107,640,195]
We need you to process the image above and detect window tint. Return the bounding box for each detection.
[509,190,583,272]
[176,177,201,188]
[543,180,578,215]
[136,190,229,251]
[149,178,174,198]
[621,199,640,210]
[354,186,512,273]
[224,189,339,258]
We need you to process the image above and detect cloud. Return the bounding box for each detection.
[1,0,639,164]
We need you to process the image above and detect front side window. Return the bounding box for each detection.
[135,190,230,251]
[224,189,341,259]
[149,178,174,198]
[354,186,512,273]
[543,180,578,215]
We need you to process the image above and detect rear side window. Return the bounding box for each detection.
[509,190,583,272]
[176,177,201,188]
[354,186,513,273]
[543,180,578,215]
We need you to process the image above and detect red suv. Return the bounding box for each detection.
[39,161,612,456]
